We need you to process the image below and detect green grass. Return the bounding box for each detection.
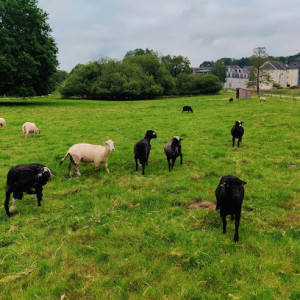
[0,93,299,299]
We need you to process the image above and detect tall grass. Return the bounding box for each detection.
[0,93,299,299]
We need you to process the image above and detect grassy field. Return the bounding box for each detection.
[0,92,299,299]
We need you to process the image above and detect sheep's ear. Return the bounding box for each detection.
[153,132,156,135]
[180,138,183,141]
[241,181,247,185]
[220,181,226,187]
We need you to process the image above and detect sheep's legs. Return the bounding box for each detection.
[68,161,73,177]
[104,162,110,173]
[141,163,145,175]
[238,137,242,148]
[74,164,81,176]
[9,198,17,212]
[221,214,227,234]
[4,192,11,217]
[135,159,139,171]
[36,188,43,206]
[232,137,235,147]
[234,213,240,242]
[180,154,183,165]
[167,159,171,171]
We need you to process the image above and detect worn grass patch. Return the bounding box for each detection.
[0,92,299,299]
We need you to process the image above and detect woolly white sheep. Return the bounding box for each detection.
[0,118,6,128]
[59,140,115,177]
[259,96,267,102]
[22,122,41,139]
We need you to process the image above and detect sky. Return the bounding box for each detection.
[37,0,300,72]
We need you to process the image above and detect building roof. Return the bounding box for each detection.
[269,61,287,70]
[287,60,300,70]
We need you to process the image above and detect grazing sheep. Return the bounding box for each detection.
[164,136,183,171]
[259,96,266,102]
[134,130,157,175]
[0,118,6,128]
[229,98,233,102]
[182,106,193,113]
[215,175,247,242]
[22,122,41,139]
[59,140,115,177]
[4,164,52,217]
[231,120,244,148]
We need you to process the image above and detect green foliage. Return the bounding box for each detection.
[0,0,58,96]
[50,70,68,90]
[0,93,299,299]
[124,48,159,58]
[60,58,164,99]
[210,60,227,82]
[176,73,222,95]
[161,54,192,77]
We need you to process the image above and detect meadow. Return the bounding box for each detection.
[0,92,299,299]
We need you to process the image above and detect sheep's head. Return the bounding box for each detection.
[235,120,244,127]
[105,140,115,152]
[145,130,157,139]
[220,178,246,200]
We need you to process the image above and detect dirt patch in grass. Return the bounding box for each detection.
[188,201,216,212]
[288,164,297,169]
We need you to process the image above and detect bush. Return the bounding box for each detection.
[176,73,222,95]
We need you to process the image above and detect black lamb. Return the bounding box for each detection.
[4,163,52,217]
[164,136,183,171]
[215,175,246,242]
[134,130,157,175]
[231,120,244,148]
[182,106,193,113]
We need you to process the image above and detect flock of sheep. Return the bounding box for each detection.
[1,104,247,242]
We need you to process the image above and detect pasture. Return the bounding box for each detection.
[0,93,299,299]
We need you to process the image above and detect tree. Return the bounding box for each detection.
[0,0,58,96]
[161,55,192,77]
[210,60,227,83]
[124,48,159,58]
[250,47,269,94]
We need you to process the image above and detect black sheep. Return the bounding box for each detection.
[215,175,246,242]
[229,98,233,102]
[134,130,157,175]
[182,106,193,113]
[164,136,183,171]
[4,164,52,217]
[231,120,244,148]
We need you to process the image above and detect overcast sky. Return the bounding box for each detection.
[38,0,300,72]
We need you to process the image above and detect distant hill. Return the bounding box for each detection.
[200,52,300,68]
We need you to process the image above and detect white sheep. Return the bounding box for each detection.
[22,122,41,139]
[0,118,6,128]
[259,96,266,102]
[59,140,115,177]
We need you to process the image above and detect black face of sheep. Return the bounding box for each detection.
[231,120,244,148]
[134,130,157,175]
[164,136,183,171]
[4,164,52,217]
[182,106,193,113]
[215,175,246,242]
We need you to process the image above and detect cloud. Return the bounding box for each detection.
[38,0,300,71]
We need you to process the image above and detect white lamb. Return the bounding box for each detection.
[59,140,115,177]
[0,118,6,128]
[22,122,41,139]
[259,96,266,102]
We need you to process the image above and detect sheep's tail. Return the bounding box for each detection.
[59,152,69,165]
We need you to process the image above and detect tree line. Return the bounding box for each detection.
[59,51,222,100]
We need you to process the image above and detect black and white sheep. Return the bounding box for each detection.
[182,106,193,113]
[215,175,246,242]
[164,136,183,171]
[231,120,244,148]
[4,164,52,217]
[134,130,157,175]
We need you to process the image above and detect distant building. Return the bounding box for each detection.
[192,67,211,75]
[223,65,251,89]
[259,60,299,89]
